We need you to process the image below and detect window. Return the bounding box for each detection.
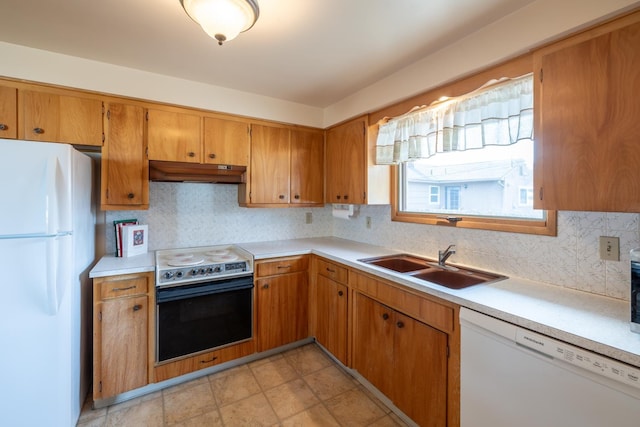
[378,72,556,236]
[429,186,439,204]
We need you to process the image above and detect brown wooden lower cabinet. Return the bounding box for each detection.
[315,271,348,365]
[353,293,448,427]
[93,272,155,400]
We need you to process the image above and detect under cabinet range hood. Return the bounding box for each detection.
[149,160,246,184]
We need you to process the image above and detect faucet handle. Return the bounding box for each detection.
[444,244,456,253]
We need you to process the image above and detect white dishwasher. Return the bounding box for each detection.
[460,307,640,427]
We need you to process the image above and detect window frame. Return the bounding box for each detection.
[375,53,556,237]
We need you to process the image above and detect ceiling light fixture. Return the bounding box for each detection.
[180,0,259,46]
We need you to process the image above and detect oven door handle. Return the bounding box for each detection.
[157,278,254,304]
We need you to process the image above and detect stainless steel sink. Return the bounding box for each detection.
[359,254,506,289]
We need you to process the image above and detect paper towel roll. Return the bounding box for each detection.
[332,204,354,219]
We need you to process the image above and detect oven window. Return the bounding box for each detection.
[157,286,252,362]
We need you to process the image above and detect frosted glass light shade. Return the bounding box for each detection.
[180,0,259,45]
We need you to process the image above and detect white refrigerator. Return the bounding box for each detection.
[0,139,96,426]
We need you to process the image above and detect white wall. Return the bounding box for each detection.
[323,0,640,126]
[0,42,324,128]
[1,1,639,127]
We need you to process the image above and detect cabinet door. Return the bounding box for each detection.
[325,117,366,204]
[353,294,394,397]
[58,95,103,146]
[535,18,640,211]
[22,91,59,142]
[290,129,324,204]
[0,85,17,139]
[203,117,250,166]
[250,124,290,204]
[147,109,201,162]
[97,295,148,398]
[22,91,103,145]
[101,103,148,210]
[257,271,308,352]
[393,312,448,427]
[315,274,348,364]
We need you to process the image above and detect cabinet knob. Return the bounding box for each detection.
[209,153,216,159]
[0,124,7,130]
[396,321,405,329]
[294,194,300,200]
[343,195,349,200]
[188,152,195,157]
[262,283,269,289]
[338,290,344,297]
[33,127,44,134]
[382,313,389,320]
[133,304,142,312]
[127,193,135,199]
[279,195,285,200]
[336,195,341,200]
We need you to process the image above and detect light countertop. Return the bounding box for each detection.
[90,237,640,368]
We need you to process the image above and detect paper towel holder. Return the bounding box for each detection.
[332,204,359,219]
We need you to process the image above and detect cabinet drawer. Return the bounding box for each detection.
[317,258,348,284]
[256,255,309,277]
[99,276,149,299]
[154,339,255,382]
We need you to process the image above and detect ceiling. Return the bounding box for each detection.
[0,0,536,108]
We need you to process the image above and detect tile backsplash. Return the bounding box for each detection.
[104,182,640,301]
[334,205,640,301]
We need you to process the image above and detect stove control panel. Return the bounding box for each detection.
[158,260,250,285]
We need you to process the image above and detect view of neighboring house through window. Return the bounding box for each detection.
[400,139,541,219]
[376,73,554,234]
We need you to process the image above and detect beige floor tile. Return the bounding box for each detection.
[368,413,407,426]
[280,403,341,427]
[104,396,164,427]
[163,382,217,425]
[303,365,357,400]
[218,393,279,426]
[77,396,107,425]
[249,352,285,368]
[251,356,300,390]
[284,344,332,375]
[325,388,387,427]
[170,408,224,427]
[265,378,320,419]
[209,364,262,406]
[162,376,209,396]
[76,416,106,427]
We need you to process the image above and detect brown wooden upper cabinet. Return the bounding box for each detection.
[0,85,17,139]
[245,124,324,206]
[534,11,640,212]
[146,109,202,163]
[21,90,103,146]
[101,102,149,210]
[325,116,367,204]
[203,117,250,166]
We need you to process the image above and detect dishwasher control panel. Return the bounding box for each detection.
[516,328,640,392]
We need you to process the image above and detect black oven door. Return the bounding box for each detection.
[156,275,253,363]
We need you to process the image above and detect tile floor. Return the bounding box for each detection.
[77,343,409,426]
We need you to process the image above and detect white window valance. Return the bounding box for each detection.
[375,74,534,165]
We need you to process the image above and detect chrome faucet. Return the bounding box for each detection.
[438,244,456,266]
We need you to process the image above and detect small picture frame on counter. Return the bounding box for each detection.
[121,224,148,257]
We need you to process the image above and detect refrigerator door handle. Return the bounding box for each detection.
[45,156,60,236]
[45,236,60,315]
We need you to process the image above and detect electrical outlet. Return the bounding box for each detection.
[305,212,312,224]
[366,216,372,229]
[599,236,620,261]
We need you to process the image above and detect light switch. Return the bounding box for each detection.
[599,236,620,261]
